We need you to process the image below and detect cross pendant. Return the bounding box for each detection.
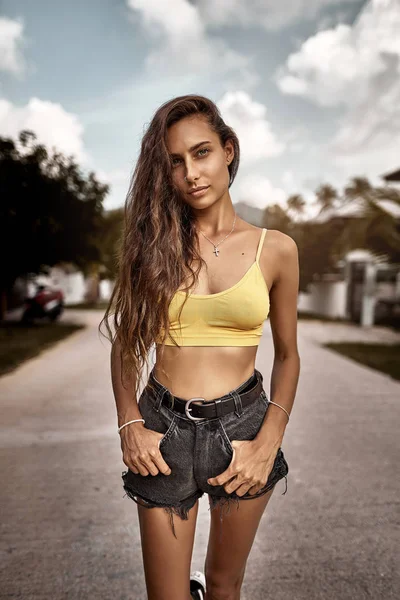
[213,246,219,257]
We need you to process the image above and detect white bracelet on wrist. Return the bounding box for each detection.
[268,401,290,422]
[118,418,145,434]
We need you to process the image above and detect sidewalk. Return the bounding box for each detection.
[297,318,400,345]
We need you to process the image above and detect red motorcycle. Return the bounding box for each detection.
[21,283,64,324]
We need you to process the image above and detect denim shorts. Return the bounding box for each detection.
[121,367,289,539]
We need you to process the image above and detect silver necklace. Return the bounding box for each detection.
[197,213,237,257]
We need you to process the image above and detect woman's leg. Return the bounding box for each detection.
[204,488,275,600]
[137,499,200,600]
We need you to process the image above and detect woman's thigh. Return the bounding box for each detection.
[121,386,204,539]
[137,500,200,600]
[205,488,275,591]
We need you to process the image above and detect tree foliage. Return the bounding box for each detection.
[98,208,124,280]
[0,130,109,314]
[266,176,400,292]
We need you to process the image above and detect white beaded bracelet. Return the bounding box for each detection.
[118,418,145,434]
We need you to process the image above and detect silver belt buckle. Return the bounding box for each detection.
[185,397,206,421]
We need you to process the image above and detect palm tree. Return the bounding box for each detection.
[344,176,373,201]
[364,196,400,263]
[315,183,338,212]
[340,177,400,263]
[375,184,400,204]
[287,194,306,220]
[263,204,292,234]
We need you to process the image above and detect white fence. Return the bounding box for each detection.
[298,281,347,319]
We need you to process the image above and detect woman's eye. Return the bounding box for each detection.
[171,148,209,167]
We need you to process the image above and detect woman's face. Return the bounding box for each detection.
[166,115,234,208]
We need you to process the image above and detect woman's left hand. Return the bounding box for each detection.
[207,439,278,496]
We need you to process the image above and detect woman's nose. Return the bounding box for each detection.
[184,164,200,183]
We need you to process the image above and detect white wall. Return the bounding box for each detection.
[50,267,87,305]
[99,279,114,301]
[298,280,348,318]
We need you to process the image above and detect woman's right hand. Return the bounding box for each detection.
[120,422,172,477]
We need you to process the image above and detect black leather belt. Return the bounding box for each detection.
[149,370,263,420]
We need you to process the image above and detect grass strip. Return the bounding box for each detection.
[0,322,85,377]
[325,342,400,381]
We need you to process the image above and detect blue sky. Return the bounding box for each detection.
[1,0,399,212]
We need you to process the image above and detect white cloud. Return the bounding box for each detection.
[0,97,88,163]
[217,91,285,166]
[0,96,131,209]
[276,23,367,107]
[281,124,310,153]
[276,0,400,107]
[96,168,133,210]
[281,170,316,215]
[97,168,131,187]
[329,84,400,180]
[126,0,258,85]
[197,0,360,31]
[316,7,354,31]
[281,170,300,195]
[0,16,26,76]
[235,173,287,209]
[276,0,400,180]
[128,0,203,46]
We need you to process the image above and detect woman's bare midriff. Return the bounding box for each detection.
[154,345,258,401]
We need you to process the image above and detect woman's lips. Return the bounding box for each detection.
[189,186,209,197]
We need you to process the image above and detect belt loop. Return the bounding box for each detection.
[231,390,243,417]
[255,368,263,385]
[214,398,224,418]
[153,387,166,412]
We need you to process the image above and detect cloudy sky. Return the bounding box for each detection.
[1,0,399,211]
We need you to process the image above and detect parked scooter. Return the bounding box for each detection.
[21,283,64,324]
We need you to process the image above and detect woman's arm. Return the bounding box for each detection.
[254,232,300,451]
[112,339,172,476]
[111,337,144,431]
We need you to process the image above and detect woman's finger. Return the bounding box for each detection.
[152,448,172,476]
[132,456,151,476]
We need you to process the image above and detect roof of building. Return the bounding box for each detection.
[382,167,400,182]
[311,196,400,224]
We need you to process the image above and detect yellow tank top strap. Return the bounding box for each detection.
[256,228,268,264]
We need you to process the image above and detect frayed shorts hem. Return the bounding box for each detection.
[122,471,288,540]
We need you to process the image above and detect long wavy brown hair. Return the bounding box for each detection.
[99,94,241,400]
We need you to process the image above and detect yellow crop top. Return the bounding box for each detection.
[156,228,270,347]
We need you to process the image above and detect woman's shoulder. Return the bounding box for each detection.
[238,222,298,258]
[260,228,298,261]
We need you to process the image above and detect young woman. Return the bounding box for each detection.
[100,94,300,600]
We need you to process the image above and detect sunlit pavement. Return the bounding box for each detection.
[0,310,398,599]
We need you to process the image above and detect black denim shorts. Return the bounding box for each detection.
[122,367,289,539]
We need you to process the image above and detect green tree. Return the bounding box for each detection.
[98,207,124,280]
[287,194,306,221]
[315,183,338,212]
[344,176,373,201]
[0,130,109,318]
[364,193,400,263]
[263,204,292,234]
[293,220,344,291]
[343,177,400,262]
[279,177,400,292]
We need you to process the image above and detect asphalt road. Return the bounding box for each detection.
[0,310,398,599]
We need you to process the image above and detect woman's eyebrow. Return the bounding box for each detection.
[170,140,211,157]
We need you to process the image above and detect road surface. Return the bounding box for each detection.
[0,310,398,599]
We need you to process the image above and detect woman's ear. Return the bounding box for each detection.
[225,139,234,164]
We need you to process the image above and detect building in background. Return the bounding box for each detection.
[299,172,400,327]
[382,167,400,187]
